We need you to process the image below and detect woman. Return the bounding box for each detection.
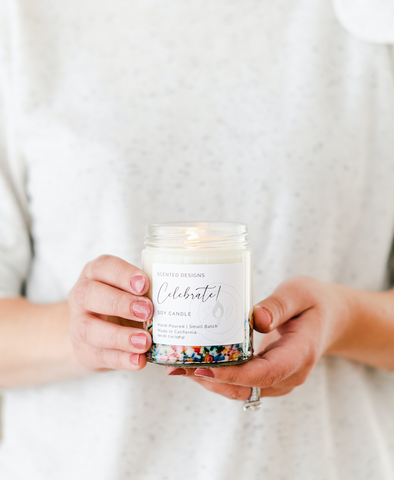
[1,1,394,478]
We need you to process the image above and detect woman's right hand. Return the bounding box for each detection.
[68,255,152,372]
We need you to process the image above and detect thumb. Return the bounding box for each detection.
[253,276,316,333]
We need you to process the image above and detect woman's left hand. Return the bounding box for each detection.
[166,276,356,401]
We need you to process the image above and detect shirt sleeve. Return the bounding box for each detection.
[0,6,32,299]
[332,0,394,44]
[388,233,394,288]
[385,44,394,288]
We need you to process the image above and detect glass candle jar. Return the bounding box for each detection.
[141,222,253,367]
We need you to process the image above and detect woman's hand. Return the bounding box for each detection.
[166,276,394,401]
[68,255,152,372]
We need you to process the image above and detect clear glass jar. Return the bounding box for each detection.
[141,222,253,367]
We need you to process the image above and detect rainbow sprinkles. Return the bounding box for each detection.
[146,315,253,367]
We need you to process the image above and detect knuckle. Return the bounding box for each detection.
[94,347,107,368]
[266,295,287,321]
[77,318,92,344]
[223,369,241,385]
[90,254,112,279]
[286,275,315,288]
[203,381,221,394]
[293,373,308,387]
[292,275,320,299]
[108,292,124,316]
[73,343,100,370]
[113,263,128,287]
[111,350,127,370]
[263,365,287,388]
[77,318,98,346]
[108,327,123,350]
[265,372,281,388]
[72,280,90,308]
[278,386,295,397]
[230,389,247,401]
[304,347,318,372]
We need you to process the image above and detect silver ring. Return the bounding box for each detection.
[242,387,261,412]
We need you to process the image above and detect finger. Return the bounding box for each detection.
[253,276,318,332]
[191,376,251,401]
[74,342,147,371]
[166,363,294,398]
[166,366,194,377]
[96,348,147,370]
[73,314,151,352]
[259,385,295,397]
[83,255,149,296]
[186,372,251,401]
[72,279,153,321]
[194,327,314,389]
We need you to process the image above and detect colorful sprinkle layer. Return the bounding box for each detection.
[145,315,253,366]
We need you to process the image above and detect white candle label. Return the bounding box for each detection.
[151,263,245,346]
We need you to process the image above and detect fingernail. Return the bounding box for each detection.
[131,275,146,295]
[194,369,214,378]
[130,333,148,349]
[168,369,187,376]
[132,301,152,319]
[130,353,140,366]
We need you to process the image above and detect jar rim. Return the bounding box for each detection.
[145,222,249,249]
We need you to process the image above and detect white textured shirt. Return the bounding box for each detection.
[1,1,394,479]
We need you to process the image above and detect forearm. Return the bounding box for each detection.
[326,286,394,371]
[0,297,89,388]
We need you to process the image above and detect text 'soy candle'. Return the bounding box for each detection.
[142,222,253,367]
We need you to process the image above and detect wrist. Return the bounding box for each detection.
[323,283,360,357]
[324,285,394,370]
